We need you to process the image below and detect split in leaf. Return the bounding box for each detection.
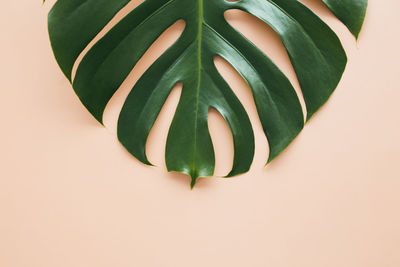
[48,0,367,187]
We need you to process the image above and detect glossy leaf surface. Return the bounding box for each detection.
[322,0,368,38]
[48,0,367,187]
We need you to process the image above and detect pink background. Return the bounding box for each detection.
[1,0,400,266]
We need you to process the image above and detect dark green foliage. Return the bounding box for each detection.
[48,0,367,187]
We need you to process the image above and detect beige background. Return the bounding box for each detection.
[1,0,400,266]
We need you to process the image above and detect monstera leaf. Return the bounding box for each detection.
[48,0,367,187]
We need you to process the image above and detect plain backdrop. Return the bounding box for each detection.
[1,0,400,266]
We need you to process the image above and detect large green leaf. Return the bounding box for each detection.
[47,0,367,187]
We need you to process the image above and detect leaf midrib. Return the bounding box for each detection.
[190,0,204,178]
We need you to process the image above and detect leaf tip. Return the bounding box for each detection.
[190,179,196,189]
[190,171,199,189]
[265,153,278,167]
